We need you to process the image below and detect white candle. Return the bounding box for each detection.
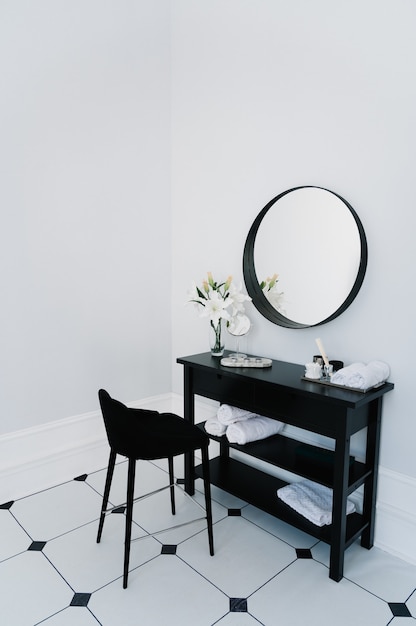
[315,338,329,367]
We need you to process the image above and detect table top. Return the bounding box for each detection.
[177,351,394,409]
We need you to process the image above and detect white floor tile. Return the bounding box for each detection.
[43,515,161,591]
[38,607,100,626]
[312,540,416,602]
[11,481,103,540]
[87,459,174,505]
[129,484,226,544]
[206,483,249,509]
[0,510,31,560]
[0,551,72,626]
[214,613,262,625]
[249,558,392,626]
[88,555,228,626]
[178,515,296,598]
[242,504,318,549]
[407,589,416,615]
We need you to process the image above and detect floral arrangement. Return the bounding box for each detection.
[187,272,251,355]
[260,273,285,312]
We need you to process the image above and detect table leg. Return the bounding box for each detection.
[183,366,195,495]
[329,423,351,581]
[361,398,382,549]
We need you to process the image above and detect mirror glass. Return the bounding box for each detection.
[243,186,367,328]
[227,313,251,359]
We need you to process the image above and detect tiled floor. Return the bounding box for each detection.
[1,456,415,626]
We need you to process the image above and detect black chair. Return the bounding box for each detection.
[96,389,214,588]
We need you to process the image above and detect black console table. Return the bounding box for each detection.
[177,352,394,581]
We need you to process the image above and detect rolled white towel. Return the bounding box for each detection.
[331,360,390,390]
[277,479,356,527]
[330,362,365,386]
[226,416,284,445]
[217,404,258,425]
[204,417,227,437]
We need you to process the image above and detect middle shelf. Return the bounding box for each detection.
[196,422,371,493]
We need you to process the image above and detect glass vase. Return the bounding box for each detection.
[209,319,224,357]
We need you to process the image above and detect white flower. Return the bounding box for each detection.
[187,272,251,327]
[260,274,285,313]
[264,287,285,312]
[187,281,205,310]
[227,282,251,317]
[199,291,232,326]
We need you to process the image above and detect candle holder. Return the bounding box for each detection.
[323,364,333,380]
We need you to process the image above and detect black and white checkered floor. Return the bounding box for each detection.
[1,456,415,625]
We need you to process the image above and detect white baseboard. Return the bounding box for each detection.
[0,393,174,502]
[374,467,416,565]
[1,394,414,567]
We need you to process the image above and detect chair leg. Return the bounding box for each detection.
[168,456,176,515]
[201,444,214,556]
[97,449,117,543]
[123,457,136,589]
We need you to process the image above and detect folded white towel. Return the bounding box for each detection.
[217,404,258,425]
[331,360,390,390]
[204,417,228,437]
[277,479,356,526]
[226,416,284,445]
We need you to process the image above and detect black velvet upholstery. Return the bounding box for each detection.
[98,389,209,460]
[96,389,214,588]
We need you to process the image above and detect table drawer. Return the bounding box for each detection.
[192,369,255,407]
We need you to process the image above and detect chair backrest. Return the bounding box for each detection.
[98,389,159,458]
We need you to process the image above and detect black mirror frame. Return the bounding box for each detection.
[243,186,368,329]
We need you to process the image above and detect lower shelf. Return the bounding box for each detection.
[195,456,367,547]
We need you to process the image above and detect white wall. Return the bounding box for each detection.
[0,0,172,434]
[171,0,416,482]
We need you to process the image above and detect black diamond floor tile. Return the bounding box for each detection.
[111,506,126,514]
[230,597,248,612]
[161,544,177,555]
[388,602,412,617]
[0,501,14,510]
[70,592,91,607]
[74,474,88,481]
[296,548,313,559]
[228,508,242,516]
[28,541,47,551]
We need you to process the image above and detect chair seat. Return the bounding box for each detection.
[127,411,209,460]
[98,390,209,460]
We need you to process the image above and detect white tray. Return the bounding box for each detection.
[301,376,386,394]
[221,356,272,368]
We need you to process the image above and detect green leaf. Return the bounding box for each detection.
[196,287,207,300]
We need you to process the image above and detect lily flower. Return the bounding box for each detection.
[187,272,251,328]
[227,282,251,317]
[199,291,232,326]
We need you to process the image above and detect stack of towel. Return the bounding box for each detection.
[204,404,285,444]
[277,479,356,526]
[331,360,390,390]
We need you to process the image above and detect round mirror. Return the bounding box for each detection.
[243,186,368,328]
